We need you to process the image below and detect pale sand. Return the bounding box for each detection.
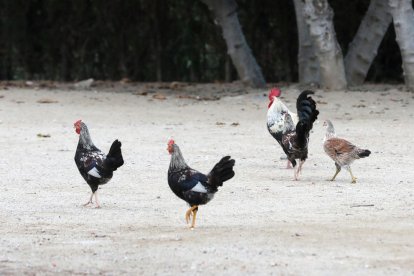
[0,84,413,275]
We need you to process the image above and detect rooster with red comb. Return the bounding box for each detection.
[267,88,319,180]
[267,88,299,168]
[167,139,235,229]
[74,120,124,208]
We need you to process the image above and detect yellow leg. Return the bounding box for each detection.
[348,167,357,184]
[185,206,198,224]
[330,168,340,181]
[330,163,341,181]
[190,207,198,229]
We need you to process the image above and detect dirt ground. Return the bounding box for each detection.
[0,82,413,275]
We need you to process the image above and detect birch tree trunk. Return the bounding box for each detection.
[345,0,391,86]
[293,0,320,85]
[389,0,414,90]
[303,0,347,90]
[201,0,266,88]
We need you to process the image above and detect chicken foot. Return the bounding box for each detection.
[346,166,357,184]
[294,160,305,180]
[83,192,94,206]
[83,191,101,208]
[185,205,199,229]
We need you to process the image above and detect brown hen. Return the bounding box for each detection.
[323,120,371,183]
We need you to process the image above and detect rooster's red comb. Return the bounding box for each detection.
[269,88,281,100]
[74,119,82,125]
[168,138,175,145]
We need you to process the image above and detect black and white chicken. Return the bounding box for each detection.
[267,89,319,180]
[167,139,235,229]
[74,120,124,208]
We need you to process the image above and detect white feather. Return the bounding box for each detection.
[87,167,101,178]
[191,182,207,193]
[267,98,299,134]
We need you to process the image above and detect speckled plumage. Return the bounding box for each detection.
[323,120,371,183]
[167,143,234,206]
[324,138,368,167]
[167,141,235,228]
[267,89,319,180]
[74,121,124,206]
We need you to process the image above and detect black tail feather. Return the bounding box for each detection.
[104,139,124,171]
[358,149,371,158]
[208,156,235,187]
[296,90,319,147]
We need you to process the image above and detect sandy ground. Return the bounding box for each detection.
[0,83,413,275]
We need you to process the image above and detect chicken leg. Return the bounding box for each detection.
[94,191,101,208]
[185,205,199,228]
[83,193,94,206]
[346,166,357,184]
[190,207,198,229]
[294,160,305,180]
[297,160,305,174]
[330,163,341,181]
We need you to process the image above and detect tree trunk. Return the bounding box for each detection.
[201,0,266,88]
[225,54,232,82]
[293,0,320,85]
[153,0,163,82]
[389,0,414,90]
[303,0,347,90]
[345,0,391,86]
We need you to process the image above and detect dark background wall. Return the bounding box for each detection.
[0,0,403,83]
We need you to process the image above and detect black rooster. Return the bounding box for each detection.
[268,90,319,180]
[167,139,235,229]
[74,120,124,208]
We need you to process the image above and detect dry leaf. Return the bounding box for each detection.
[198,96,220,101]
[137,91,148,96]
[170,81,187,90]
[352,104,366,108]
[153,94,166,100]
[216,122,225,126]
[37,133,51,138]
[177,94,194,99]
[37,99,58,104]
[231,122,240,126]
[120,78,131,83]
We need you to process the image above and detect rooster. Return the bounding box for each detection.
[267,88,299,168]
[167,139,235,229]
[323,120,371,183]
[74,120,124,208]
[267,88,319,180]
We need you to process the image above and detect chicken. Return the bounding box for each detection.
[167,139,235,229]
[74,120,124,208]
[267,89,319,180]
[267,88,299,168]
[323,120,371,183]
